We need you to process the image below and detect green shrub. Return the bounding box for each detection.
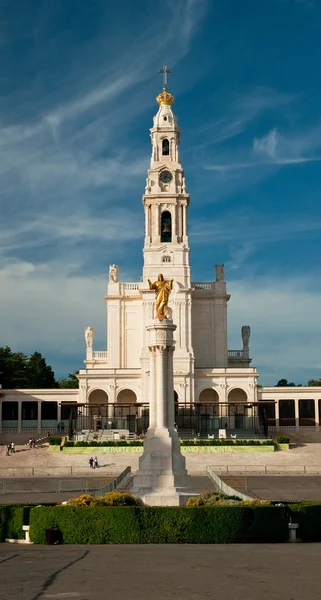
[96,492,140,506]
[186,492,242,507]
[48,436,62,446]
[64,440,75,447]
[180,439,274,447]
[0,504,54,541]
[245,506,288,543]
[0,505,31,541]
[71,440,144,448]
[289,502,321,541]
[28,505,292,544]
[275,436,290,444]
[30,506,142,544]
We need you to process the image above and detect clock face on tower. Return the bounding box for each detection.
[159,170,172,184]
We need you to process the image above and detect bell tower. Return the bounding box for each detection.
[142,66,190,288]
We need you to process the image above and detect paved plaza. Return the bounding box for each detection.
[3,444,321,502]
[0,544,321,600]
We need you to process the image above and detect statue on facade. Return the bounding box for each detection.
[215,264,225,282]
[109,264,119,283]
[148,273,173,320]
[84,327,94,348]
[241,325,251,348]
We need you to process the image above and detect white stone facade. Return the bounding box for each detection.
[78,87,258,407]
[2,86,321,442]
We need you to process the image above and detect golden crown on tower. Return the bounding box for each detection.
[156,89,174,106]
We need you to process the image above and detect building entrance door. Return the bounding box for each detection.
[127,415,136,433]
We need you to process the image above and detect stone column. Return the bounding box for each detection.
[131,318,195,506]
[57,403,61,429]
[294,399,300,430]
[183,205,187,239]
[167,348,175,429]
[149,347,156,430]
[155,204,160,243]
[275,400,279,430]
[145,203,149,243]
[156,347,166,429]
[315,399,319,431]
[18,401,22,434]
[37,401,42,433]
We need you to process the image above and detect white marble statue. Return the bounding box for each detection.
[84,327,94,348]
[241,325,251,348]
[109,264,119,283]
[215,264,225,282]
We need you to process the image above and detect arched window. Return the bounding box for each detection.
[161,211,172,243]
[162,139,169,156]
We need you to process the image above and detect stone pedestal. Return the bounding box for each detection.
[131,319,196,506]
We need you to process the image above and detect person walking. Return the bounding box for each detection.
[29,438,33,449]
[93,456,99,469]
[11,441,15,453]
[89,457,93,469]
[6,444,10,456]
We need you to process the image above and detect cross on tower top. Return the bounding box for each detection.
[158,65,172,90]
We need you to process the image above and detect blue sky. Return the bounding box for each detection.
[1,0,321,385]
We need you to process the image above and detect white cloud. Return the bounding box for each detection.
[1,261,320,384]
[228,277,321,385]
[253,128,278,158]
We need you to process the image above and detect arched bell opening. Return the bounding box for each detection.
[161,211,172,243]
[162,138,169,156]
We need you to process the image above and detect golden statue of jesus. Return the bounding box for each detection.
[148,274,173,320]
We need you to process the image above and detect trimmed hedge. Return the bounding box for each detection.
[0,505,34,541]
[289,502,321,541]
[180,439,274,446]
[274,436,290,444]
[29,505,288,544]
[62,439,274,448]
[48,436,63,446]
[245,506,289,543]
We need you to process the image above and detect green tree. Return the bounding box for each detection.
[275,378,296,387]
[58,372,79,389]
[308,378,321,386]
[26,352,57,388]
[0,346,28,388]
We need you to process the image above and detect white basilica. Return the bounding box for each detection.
[2,76,321,442]
[79,80,259,413]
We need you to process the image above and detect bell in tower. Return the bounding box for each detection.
[161,211,172,243]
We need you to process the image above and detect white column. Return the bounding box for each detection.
[183,205,187,239]
[315,399,319,430]
[156,347,166,429]
[155,204,160,242]
[145,204,149,241]
[37,401,42,433]
[57,403,61,429]
[18,401,22,434]
[275,400,279,430]
[149,348,156,430]
[294,399,299,430]
[167,347,175,428]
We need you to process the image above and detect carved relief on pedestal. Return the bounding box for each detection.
[156,330,167,342]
